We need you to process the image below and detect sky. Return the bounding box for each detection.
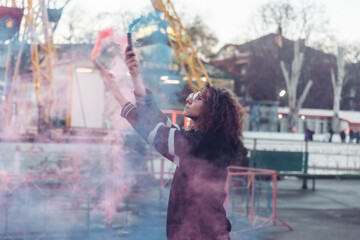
[63,0,360,49]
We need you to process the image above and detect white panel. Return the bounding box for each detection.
[71,72,104,128]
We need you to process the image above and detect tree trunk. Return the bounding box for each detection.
[280,40,312,132]
[331,47,345,133]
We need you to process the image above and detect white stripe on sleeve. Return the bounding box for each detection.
[121,103,132,117]
[168,128,180,167]
[124,105,136,119]
[148,122,165,145]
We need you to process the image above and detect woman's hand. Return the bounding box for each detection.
[124,45,146,96]
[125,45,141,77]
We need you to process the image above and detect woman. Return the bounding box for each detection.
[100,46,244,240]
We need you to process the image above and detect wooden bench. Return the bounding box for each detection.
[249,150,316,190]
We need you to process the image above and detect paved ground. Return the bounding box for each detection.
[1,178,359,240]
[119,178,360,240]
[244,178,360,240]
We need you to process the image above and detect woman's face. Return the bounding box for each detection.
[184,91,204,119]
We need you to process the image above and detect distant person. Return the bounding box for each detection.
[328,127,334,142]
[340,130,346,143]
[305,127,314,142]
[356,131,360,144]
[349,128,355,143]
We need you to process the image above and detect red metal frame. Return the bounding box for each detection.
[162,110,188,128]
[225,166,293,231]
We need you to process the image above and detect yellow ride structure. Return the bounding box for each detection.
[1,0,67,136]
[27,0,58,135]
[151,0,212,92]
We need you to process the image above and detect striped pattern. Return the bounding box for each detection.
[121,102,136,119]
[168,128,180,167]
[121,92,182,168]
[148,122,166,145]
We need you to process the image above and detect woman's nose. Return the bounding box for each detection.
[186,98,192,104]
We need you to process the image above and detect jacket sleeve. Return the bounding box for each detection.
[121,90,195,167]
[134,90,180,130]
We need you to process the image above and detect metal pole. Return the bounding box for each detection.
[272,171,277,225]
[250,174,255,226]
[160,158,164,187]
[44,195,48,233]
[87,195,90,231]
[172,112,176,126]
[253,139,257,168]
[24,176,29,240]
[1,42,12,129]
[302,141,308,189]
[65,65,73,130]
[5,194,8,234]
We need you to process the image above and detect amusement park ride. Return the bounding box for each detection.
[151,0,212,91]
[0,0,69,136]
[0,0,211,138]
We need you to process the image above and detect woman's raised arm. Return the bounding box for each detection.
[124,45,146,96]
[99,69,129,107]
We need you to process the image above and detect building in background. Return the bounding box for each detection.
[210,33,360,112]
[210,33,360,134]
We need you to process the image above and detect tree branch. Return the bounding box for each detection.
[280,61,290,91]
[296,80,313,112]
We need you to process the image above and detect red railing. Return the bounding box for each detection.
[225,166,292,231]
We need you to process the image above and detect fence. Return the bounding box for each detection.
[164,108,360,176]
[0,146,173,239]
[244,138,360,176]
[225,166,292,232]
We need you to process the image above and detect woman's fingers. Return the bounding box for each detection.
[125,60,140,68]
[125,45,131,53]
[125,46,136,60]
[125,56,139,63]
[124,45,142,76]
[125,57,141,75]
[125,54,139,63]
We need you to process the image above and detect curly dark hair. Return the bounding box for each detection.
[188,83,244,143]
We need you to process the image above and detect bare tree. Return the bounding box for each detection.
[48,0,71,9]
[55,6,91,43]
[94,10,136,34]
[280,40,313,132]
[184,15,219,61]
[56,7,136,44]
[342,42,360,63]
[296,0,330,42]
[248,0,330,48]
[331,47,346,133]
[259,0,295,35]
